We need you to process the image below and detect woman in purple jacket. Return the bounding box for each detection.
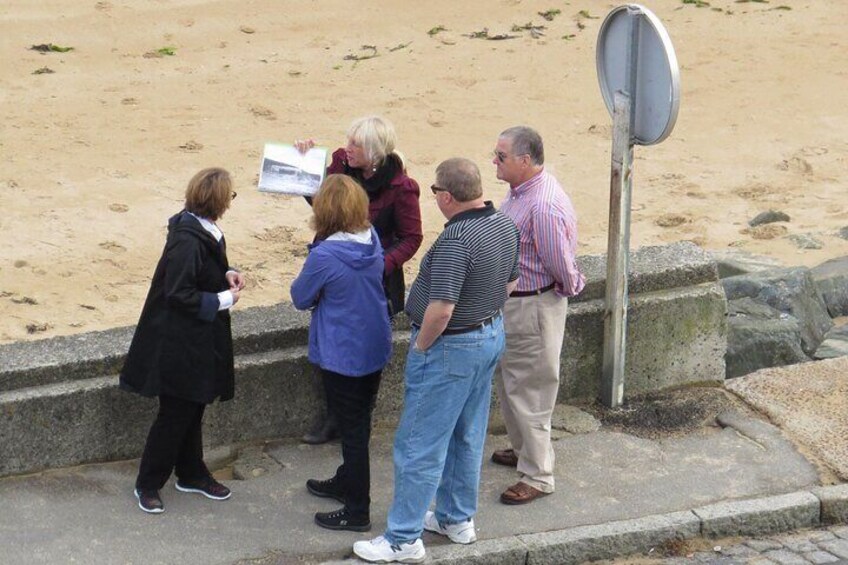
[291,174,392,532]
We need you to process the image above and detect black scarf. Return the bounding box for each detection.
[344,153,402,200]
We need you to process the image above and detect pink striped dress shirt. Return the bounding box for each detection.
[500,169,585,297]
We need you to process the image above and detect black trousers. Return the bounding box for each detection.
[322,368,382,518]
[136,395,209,491]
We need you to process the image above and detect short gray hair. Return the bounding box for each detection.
[436,158,482,202]
[347,115,397,167]
[500,126,544,165]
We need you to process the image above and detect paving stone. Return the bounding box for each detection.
[813,485,848,526]
[818,539,848,559]
[761,549,809,565]
[804,550,842,564]
[780,539,819,553]
[747,558,778,565]
[746,539,784,552]
[807,531,836,543]
[830,525,848,540]
[721,544,759,558]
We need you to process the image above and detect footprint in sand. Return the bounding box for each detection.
[733,183,770,201]
[744,224,788,240]
[109,203,129,213]
[426,109,446,128]
[776,156,813,175]
[99,241,127,253]
[179,140,204,152]
[249,105,277,120]
[14,260,28,268]
[654,213,689,228]
[26,323,51,335]
[11,296,38,305]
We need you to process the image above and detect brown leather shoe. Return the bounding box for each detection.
[499,482,550,505]
[491,448,518,467]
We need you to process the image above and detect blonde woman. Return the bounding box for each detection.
[291,174,392,532]
[121,168,245,514]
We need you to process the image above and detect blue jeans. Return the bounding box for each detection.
[384,316,505,545]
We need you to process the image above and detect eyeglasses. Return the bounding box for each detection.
[231,191,238,200]
[493,150,528,163]
[430,184,450,195]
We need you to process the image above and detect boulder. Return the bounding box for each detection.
[721,268,833,356]
[810,256,848,317]
[749,210,790,227]
[709,249,784,279]
[814,324,848,360]
[725,298,808,379]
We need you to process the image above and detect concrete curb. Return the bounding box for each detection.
[323,488,847,564]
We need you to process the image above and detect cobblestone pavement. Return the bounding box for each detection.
[603,525,848,564]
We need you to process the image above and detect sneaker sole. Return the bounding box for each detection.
[174,483,231,500]
[313,515,371,532]
[134,489,164,514]
[306,483,345,504]
[352,549,425,564]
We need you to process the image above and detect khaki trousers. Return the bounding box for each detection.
[495,290,567,493]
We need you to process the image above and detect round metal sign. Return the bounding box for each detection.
[596,4,680,145]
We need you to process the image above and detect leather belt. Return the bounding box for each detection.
[412,313,501,336]
[509,283,555,298]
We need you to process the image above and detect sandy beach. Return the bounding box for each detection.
[1,0,846,345]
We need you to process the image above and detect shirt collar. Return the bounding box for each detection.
[509,168,546,196]
[444,201,496,227]
[186,211,222,242]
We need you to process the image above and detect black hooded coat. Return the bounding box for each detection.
[120,211,235,405]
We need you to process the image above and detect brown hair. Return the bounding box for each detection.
[184,167,233,221]
[311,174,371,240]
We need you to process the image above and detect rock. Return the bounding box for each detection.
[814,324,848,360]
[839,227,848,241]
[551,404,601,434]
[709,249,784,279]
[722,268,833,356]
[787,233,824,250]
[749,210,790,227]
[725,298,809,378]
[811,256,848,317]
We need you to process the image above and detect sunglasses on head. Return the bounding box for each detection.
[430,184,450,195]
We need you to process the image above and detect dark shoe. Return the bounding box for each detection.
[499,482,550,505]
[134,488,164,514]
[302,414,339,445]
[175,476,231,500]
[491,448,518,468]
[315,507,371,532]
[306,476,346,504]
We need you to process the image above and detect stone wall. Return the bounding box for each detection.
[0,242,727,478]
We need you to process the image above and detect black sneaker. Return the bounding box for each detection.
[175,477,231,500]
[306,476,345,503]
[134,488,164,514]
[314,507,371,532]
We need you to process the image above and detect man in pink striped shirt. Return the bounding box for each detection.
[491,126,585,505]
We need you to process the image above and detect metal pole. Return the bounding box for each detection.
[601,90,633,408]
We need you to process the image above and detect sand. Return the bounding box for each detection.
[1,0,847,345]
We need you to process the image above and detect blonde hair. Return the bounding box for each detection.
[346,115,397,168]
[184,167,233,221]
[311,174,371,240]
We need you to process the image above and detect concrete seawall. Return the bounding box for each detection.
[0,242,727,478]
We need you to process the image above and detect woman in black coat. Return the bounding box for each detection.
[120,167,245,514]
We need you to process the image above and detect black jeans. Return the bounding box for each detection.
[322,368,382,518]
[136,395,209,491]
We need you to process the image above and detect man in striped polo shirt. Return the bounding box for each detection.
[491,126,586,505]
[354,158,519,563]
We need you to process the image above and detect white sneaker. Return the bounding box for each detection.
[423,510,477,544]
[353,535,426,563]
